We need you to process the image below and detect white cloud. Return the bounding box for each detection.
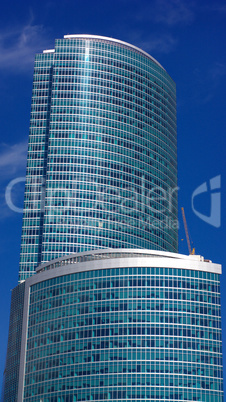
[135,0,195,26]
[0,20,51,72]
[153,0,195,26]
[125,0,193,56]
[0,141,28,178]
[0,141,27,220]
[137,34,177,55]
[124,28,177,55]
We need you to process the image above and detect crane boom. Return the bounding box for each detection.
[181,207,195,255]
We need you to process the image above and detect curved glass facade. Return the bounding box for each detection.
[19,251,223,401]
[19,35,177,282]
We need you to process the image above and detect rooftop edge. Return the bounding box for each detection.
[34,249,221,276]
[40,35,165,70]
[63,34,164,70]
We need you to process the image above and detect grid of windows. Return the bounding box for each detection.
[23,264,223,401]
[3,282,25,402]
[19,36,177,282]
[19,52,54,279]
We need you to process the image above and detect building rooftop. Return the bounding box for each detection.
[42,34,165,70]
[35,248,221,275]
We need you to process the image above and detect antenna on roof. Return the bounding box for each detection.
[181,207,195,255]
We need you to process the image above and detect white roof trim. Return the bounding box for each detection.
[35,248,222,276]
[43,49,55,54]
[63,34,165,70]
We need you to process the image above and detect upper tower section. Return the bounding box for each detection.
[19,35,177,282]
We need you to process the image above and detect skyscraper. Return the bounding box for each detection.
[3,35,223,402]
[19,34,177,282]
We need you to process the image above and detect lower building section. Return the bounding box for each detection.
[5,250,224,401]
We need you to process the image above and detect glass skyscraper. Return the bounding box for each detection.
[19,34,177,282]
[3,35,223,402]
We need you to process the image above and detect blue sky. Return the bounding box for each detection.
[0,0,226,392]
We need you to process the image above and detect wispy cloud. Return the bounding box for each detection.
[124,0,194,57]
[209,62,226,83]
[0,141,27,220]
[153,0,195,26]
[122,27,177,56]
[0,20,51,72]
[0,141,27,178]
[136,34,177,55]
[136,0,195,26]
[193,62,226,104]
